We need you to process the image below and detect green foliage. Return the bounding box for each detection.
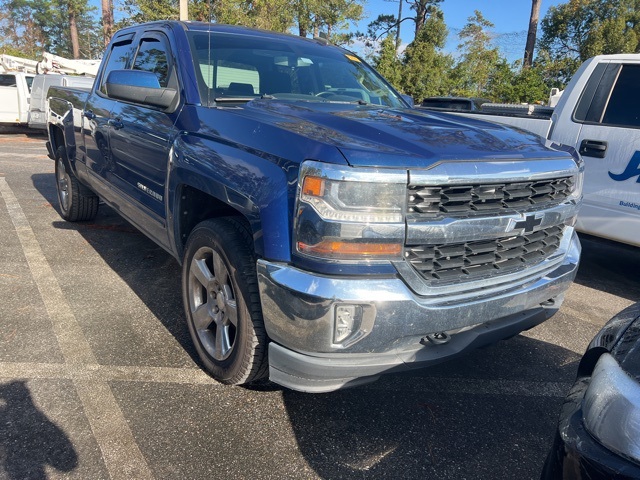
[450,10,500,97]
[117,0,178,25]
[0,0,97,58]
[399,7,453,100]
[291,0,364,38]
[512,63,549,103]
[117,0,361,38]
[484,59,516,102]
[539,0,640,83]
[373,35,402,87]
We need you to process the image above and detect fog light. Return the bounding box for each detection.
[335,305,360,343]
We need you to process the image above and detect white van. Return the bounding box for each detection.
[28,75,94,129]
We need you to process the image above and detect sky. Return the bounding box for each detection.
[353,0,566,62]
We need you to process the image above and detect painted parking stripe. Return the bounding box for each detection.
[0,362,218,385]
[0,360,570,398]
[0,152,48,158]
[0,177,153,480]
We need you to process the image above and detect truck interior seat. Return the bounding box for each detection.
[227,82,255,96]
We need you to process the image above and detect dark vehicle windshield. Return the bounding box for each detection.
[188,31,405,108]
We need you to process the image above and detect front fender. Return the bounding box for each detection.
[168,134,299,262]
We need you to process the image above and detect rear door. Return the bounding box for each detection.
[570,61,640,246]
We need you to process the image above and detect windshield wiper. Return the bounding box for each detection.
[214,97,255,103]
[321,99,369,105]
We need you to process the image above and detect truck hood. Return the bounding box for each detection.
[241,99,561,168]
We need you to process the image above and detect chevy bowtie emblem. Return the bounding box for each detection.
[513,215,543,233]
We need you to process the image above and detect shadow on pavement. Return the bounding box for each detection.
[31,172,197,363]
[0,381,78,479]
[575,233,640,302]
[279,335,581,479]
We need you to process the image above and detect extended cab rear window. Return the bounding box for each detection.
[574,63,640,129]
[602,64,640,128]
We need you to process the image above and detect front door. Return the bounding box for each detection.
[107,33,180,238]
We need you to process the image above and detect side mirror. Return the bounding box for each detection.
[105,70,177,109]
[401,94,414,108]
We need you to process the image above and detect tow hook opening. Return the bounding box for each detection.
[541,298,556,307]
[421,332,451,346]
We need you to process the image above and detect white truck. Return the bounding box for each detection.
[0,55,37,126]
[424,54,640,248]
[0,72,35,126]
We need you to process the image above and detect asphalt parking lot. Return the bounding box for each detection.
[1,132,639,480]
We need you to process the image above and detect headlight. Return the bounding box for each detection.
[301,176,404,223]
[295,161,406,261]
[567,168,584,202]
[583,353,640,464]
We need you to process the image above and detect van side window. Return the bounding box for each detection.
[0,74,17,87]
[133,38,171,88]
[99,40,133,95]
[602,64,640,128]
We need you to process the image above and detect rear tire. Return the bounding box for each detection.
[182,218,268,385]
[55,146,98,222]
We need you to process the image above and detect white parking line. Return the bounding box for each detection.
[0,361,218,385]
[0,176,154,480]
[0,359,568,397]
[0,152,48,158]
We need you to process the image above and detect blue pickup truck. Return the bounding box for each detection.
[47,21,583,392]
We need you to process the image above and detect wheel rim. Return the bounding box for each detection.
[188,246,238,361]
[56,159,70,212]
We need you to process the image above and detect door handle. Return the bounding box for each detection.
[83,110,95,120]
[579,139,608,158]
[108,118,124,130]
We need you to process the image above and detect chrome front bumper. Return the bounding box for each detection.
[257,229,581,392]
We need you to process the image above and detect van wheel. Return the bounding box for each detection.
[182,218,268,385]
[55,147,99,222]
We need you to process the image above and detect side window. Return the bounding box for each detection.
[601,64,640,128]
[133,38,171,87]
[0,74,17,87]
[25,76,34,93]
[99,40,133,95]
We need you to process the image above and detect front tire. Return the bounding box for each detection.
[55,146,99,222]
[182,218,268,385]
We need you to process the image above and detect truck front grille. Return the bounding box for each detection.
[408,177,574,219]
[405,225,564,284]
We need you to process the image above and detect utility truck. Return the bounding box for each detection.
[0,53,97,128]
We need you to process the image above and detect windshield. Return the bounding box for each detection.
[187,31,405,108]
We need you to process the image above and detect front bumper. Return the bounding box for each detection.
[257,230,580,393]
